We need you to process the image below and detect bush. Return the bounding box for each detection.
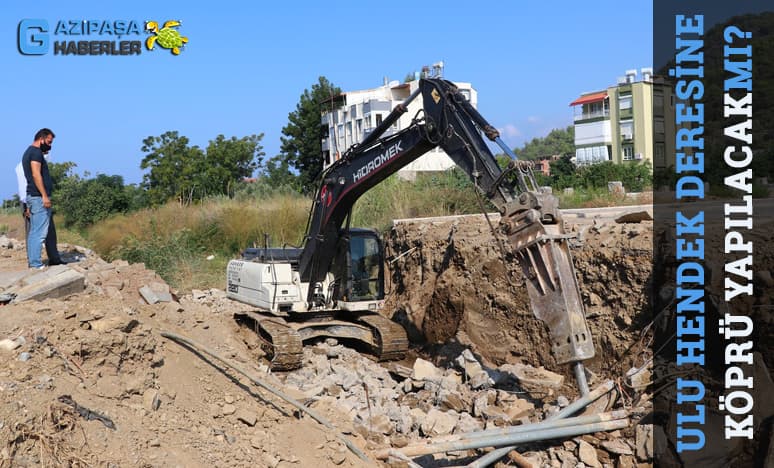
[57,174,130,229]
[549,158,652,192]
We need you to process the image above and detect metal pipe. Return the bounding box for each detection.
[574,361,590,396]
[494,136,519,160]
[431,410,628,445]
[376,418,629,460]
[357,87,421,150]
[464,380,616,468]
[160,331,374,465]
[464,412,627,468]
[549,380,615,421]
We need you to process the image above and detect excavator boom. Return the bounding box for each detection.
[230,78,595,392]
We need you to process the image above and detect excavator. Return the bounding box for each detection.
[226,78,595,393]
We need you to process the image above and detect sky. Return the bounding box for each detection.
[0,1,652,200]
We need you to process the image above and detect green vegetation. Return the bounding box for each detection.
[514,126,574,161]
[548,156,652,192]
[58,174,131,229]
[1,77,656,291]
[352,170,484,231]
[141,131,265,205]
[276,76,341,193]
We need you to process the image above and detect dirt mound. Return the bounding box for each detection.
[0,217,657,467]
[0,247,365,467]
[384,215,653,383]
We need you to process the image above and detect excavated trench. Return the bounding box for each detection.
[383,215,654,383]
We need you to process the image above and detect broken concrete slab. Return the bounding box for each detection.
[11,268,85,302]
[0,270,31,290]
[420,408,458,436]
[578,439,601,468]
[140,284,173,304]
[235,409,258,427]
[20,264,71,286]
[0,336,26,352]
[499,363,565,396]
[411,358,443,382]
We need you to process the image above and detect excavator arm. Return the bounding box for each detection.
[298,78,594,392]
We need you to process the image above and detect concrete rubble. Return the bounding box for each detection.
[0,216,672,467]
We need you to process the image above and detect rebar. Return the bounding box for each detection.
[160,330,373,465]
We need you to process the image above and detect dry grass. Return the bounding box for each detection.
[87,196,311,291]
[0,210,24,239]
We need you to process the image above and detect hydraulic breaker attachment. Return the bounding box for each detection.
[500,191,595,394]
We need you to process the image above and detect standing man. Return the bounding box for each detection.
[21,128,63,269]
[14,161,30,238]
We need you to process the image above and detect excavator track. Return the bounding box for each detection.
[236,311,407,369]
[237,312,303,371]
[358,314,409,361]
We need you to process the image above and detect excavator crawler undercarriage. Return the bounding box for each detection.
[235,310,408,370]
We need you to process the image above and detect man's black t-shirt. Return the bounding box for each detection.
[22,146,53,198]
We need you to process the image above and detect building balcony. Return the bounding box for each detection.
[574,109,610,121]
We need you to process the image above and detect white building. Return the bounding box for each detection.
[570,67,674,170]
[321,73,477,178]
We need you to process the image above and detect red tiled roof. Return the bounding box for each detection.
[569,91,608,106]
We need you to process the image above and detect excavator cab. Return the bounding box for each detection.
[335,228,384,303]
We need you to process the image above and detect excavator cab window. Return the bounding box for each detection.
[347,230,384,302]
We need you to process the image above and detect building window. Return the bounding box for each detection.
[356,119,362,137]
[622,145,634,161]
[654,118,665,135]
[375,114,383,126]
[620,120,633,140]
[654,143,666,167]
[619,95,632,110]
[575,145,609,166]
[654,118,665,142]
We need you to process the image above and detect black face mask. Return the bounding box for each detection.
[40,142,51,153]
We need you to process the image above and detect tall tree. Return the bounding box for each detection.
[278,76,341,193]
[140,131,203,205]
[140,131,264,204]
[203,134,265,196]
[515,126,575,160]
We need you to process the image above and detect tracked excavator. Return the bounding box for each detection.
[226,78,595,393]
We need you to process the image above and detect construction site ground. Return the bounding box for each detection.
[0,210,660,468]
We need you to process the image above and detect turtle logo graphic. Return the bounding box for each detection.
[145,20,188,55]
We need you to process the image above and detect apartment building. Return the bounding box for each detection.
[321,69,477,179]
[570,68,675,170]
